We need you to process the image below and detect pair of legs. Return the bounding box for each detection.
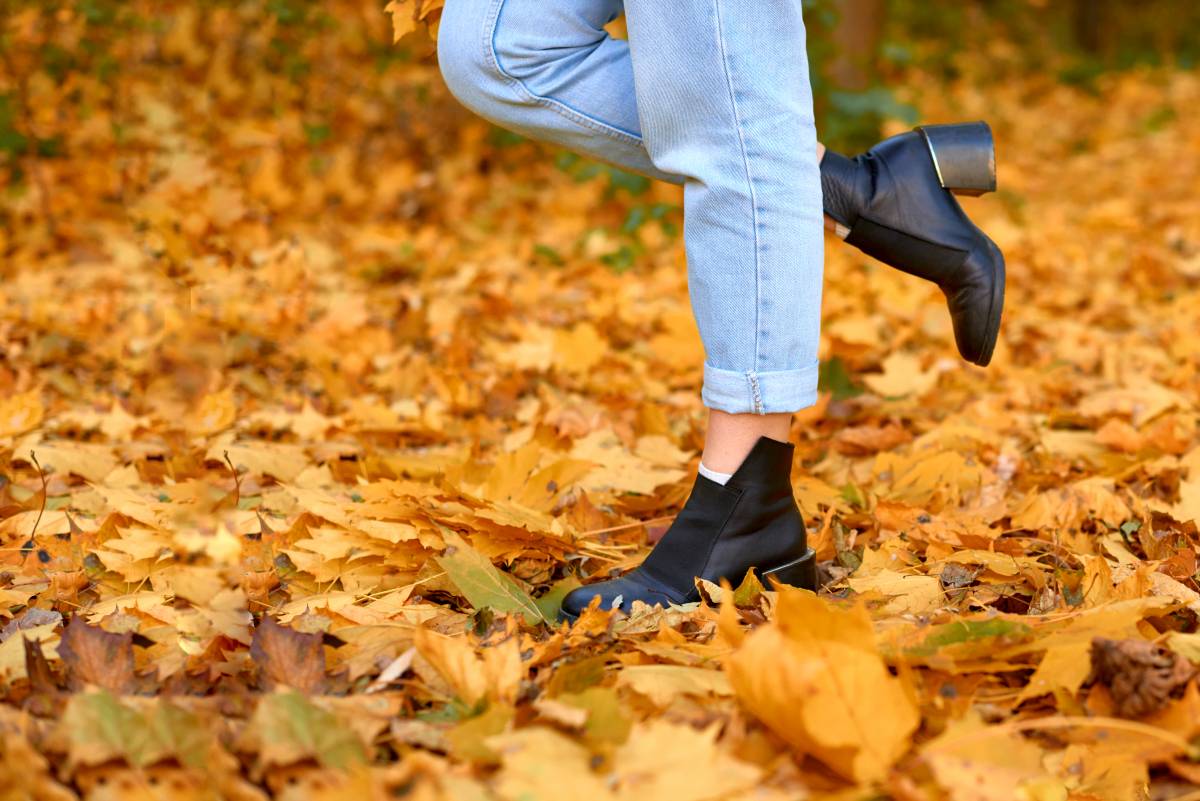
[438,0,824,471]
[436,0,1006,617]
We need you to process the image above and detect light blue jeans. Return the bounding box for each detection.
[438,0,824,414]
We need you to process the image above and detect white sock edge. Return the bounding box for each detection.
[698,462,734,486]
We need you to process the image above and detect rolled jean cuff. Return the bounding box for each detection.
[701,361,821,415]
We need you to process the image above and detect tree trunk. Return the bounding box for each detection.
[829,0,886,90]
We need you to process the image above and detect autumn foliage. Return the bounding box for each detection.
[1,1,1200,799]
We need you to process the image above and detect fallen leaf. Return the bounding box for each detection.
[616,664,733,708]
[488,727,615,801]
[250,616,328,694]
[413,627,523,706]
[847,568,944,615]
[862,352,939,398]
[241,690,368,771]
[0,390,44,437]
[436,530,546,625]
[1088,637,1198,717]
[612,720,760,800]
[726,588,919,782]
[921,711,1065,801]
[58,616,135,693]
[833,422,912,455]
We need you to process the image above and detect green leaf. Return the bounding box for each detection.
[732,568,766,607]
[251,691,367,769]
[546,655,609,697]
[534,244,565,266]
[1120,520,1142,536]
[62,690,159,768]
[818,357,864,401]
[534,576,581,622]
[436,530,546,625]
[303,122,332,146]
[446,703,514,764]
[558,687,631,747]
[905,619,1033,658]
[62,692,213,769]
[149,702,209,770]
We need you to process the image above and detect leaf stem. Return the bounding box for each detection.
[224,450,241,507]
[28,450,47,541]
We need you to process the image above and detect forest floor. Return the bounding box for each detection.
[2,6,1200,800]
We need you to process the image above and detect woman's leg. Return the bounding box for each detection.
[437,0,679,184]
[622,0,824,415]
[438,0,817,199]
[701,410,792,473]
[441,0,824,459]
[439,4,1005,369]
[441,0,824,618]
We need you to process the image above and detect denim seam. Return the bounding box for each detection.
[712,0,763,374]
[745,371,764,415]
[483,0,645,147]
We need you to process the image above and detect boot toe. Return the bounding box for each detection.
[559,585,599,621]
[558,574,676,622]
[947,242,1005,366]
[559,581,631,622]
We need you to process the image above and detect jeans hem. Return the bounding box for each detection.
[702,362,820,415]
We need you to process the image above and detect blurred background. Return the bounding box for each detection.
[0,0,1196,410]
[4,0,1199,177]
[3,0,1197,244]
[805,0,1199,148]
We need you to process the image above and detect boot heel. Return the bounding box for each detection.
[761,549,817,591]
[917,121,996,197]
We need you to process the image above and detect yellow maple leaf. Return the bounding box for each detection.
[615,665,733,708]
[726,588,919,782]
[488,727,616,801]
[384,0,444,43]
[413,628,523,706]
[1010,477,1131,531]
[612,720,760,800]
[1173,475,1200,524]
[873,449,983,506]
[554,322,607,375]
[569,429,686,495]
[0,389,43,438]
[847,567,944,615]
[185,387,237,436]
[862,351,940,398]
[921,711,1065,801]
[0,622,59,681]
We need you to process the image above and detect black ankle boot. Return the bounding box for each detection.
[558,437,816,622]
[821,121,1006,367]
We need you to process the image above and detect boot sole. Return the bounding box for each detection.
[556,548,819,624]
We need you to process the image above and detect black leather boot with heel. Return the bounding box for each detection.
[559,436,816,623]
[821,121,1006,366]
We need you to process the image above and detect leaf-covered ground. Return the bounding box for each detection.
[2,4,1200,800]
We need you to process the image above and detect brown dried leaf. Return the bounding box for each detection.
[23,636,59,697]
[250,617,328,694]
[1088,637,1199,718]
[58,616,135,693]
[833,422,912,456]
